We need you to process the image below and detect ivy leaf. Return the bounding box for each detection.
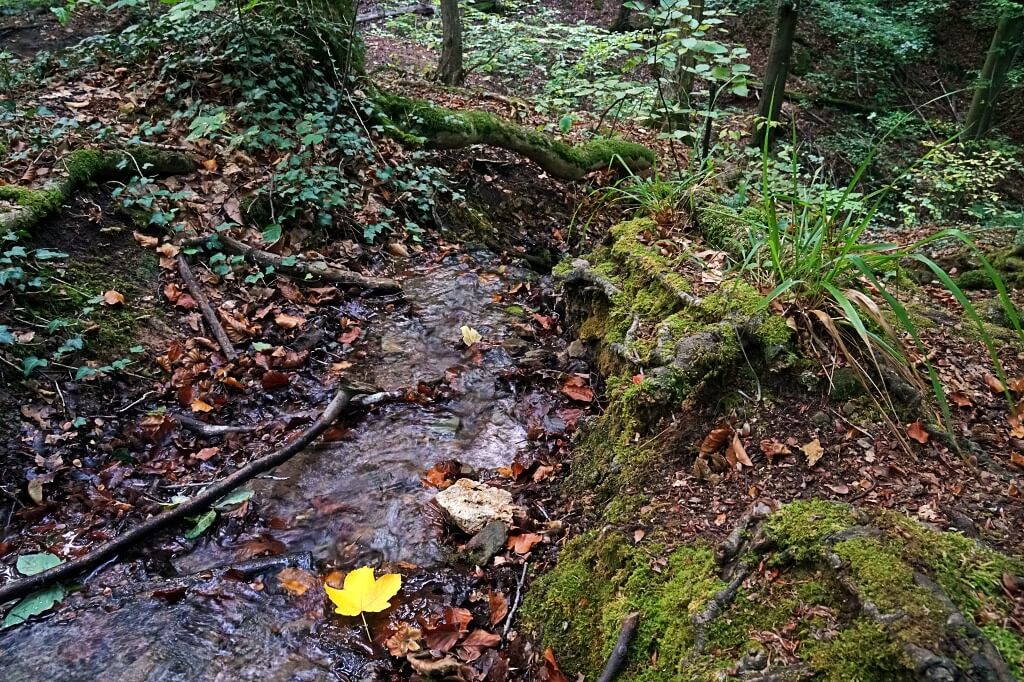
[213,489,254,509]
[324,566,402,617]
[22,356,48,377]
[1,585,65,628]
[184,510,217,539]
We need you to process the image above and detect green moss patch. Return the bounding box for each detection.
[526,501,1024,681]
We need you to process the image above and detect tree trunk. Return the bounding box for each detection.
[439,0,465,86]
[610,0,634,31]
[964,11,1024,141]
[752,0,798,149]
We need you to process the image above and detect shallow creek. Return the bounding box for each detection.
[0,251,538,680]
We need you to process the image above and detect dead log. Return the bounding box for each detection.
[0,381,368,608]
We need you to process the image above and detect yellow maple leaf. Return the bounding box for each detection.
[324,566,401,617]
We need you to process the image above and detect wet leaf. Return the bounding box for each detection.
[906,421,929,444]
[16,552,61,576]
[488,591,508,626]
[214,489,254,508]
[323,566,401,617]
[1,585,65,629]
[801,438,824,466]
[277,567,317,596]
[560,374,594,402]
[338,327,361,344]
[184,510,217,539]
[261,370,290,391]
[460,325,482,346]
[385,622,422,656]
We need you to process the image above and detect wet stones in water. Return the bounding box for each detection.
[434,478,517,534]
[463,520,508,566]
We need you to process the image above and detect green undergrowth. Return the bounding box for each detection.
[524,500,1024,681]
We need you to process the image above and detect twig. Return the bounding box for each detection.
[596,612,641,682]
[173,412,258,436]
[0,382,365,607]
[117,389,158,414]
[502,560,529,638]
[176,254,238,361]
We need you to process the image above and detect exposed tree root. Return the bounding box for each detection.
[374,94,656,180]
[184,233,401,292]
[0,381,371,608]
[559,259,623,299]
[0,147,196,232]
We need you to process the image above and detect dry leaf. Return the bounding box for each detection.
[103,290,125,306]
[560,374,594,403]
[759,439,791,464]
[727,434,753,468]
[190,399,215,413]
[906,421,929,444]
[27,479,43,505]
[700,425,733,455]
[507,533,543,554]
[385,623,422,656]
[949,391,973,407]
[460,325,482,346]
[193,446,219,461]
[133,232,159,248]
[801,438,824,466]
[274,313,306,329]
[488,591,508,626]
[324,566,402,617]
[984,373,1006,394]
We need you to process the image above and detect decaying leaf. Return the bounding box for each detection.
[560,374,594,403]
[277,567,317,596]
[385,623,422,656]
[699,424,733,455]
[801,438,824,466]
[323,566,401,617]
[759,439,792,464]
[488,591,508,626]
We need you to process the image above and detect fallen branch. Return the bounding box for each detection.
[356,1,433,23]
[596,612,640,682]
[186,233,401,292]
[176,254,238,361]
[174,412,258,436]
[0,382,366,607]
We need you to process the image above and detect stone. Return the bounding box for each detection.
[434,478,516,534]
[464,519,508,565]
[810,410,830,428]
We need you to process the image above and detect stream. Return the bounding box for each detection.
[0,250,540,680]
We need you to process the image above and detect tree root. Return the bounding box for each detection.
[692,563,753,653]
[596,612,640,682]
[0,381,370,608]
[374,94,656,180]
[0,147,196,232]
[184,233,401,292]
[176,254,238,361]
[558,259,622,299]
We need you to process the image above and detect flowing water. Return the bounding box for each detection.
[0,251,535,681]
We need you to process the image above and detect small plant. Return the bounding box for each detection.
[735,131,1021,444]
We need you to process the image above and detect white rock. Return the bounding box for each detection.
[434,478,516,534]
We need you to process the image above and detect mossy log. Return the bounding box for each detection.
[374,94,656,180]
[524,501,1024,681]
[0,147,196,233]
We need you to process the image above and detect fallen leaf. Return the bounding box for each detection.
[277,567,317,596]
[1010,452,1024,471]
[488,591,508,626]
[338,327,361,345]
[949,391,973,407]
[759,439,791,464]
[633,528,646,544]
[801,438,824,466]
[223,197,243,224]
[461,629,501,648]
[560,374,594,402]
[27,479,43,505]
[906,421,929,445]
[323,566,401,617]
[193,446,220,461]
[700,425,733,455]
[385,622,422,656]
[133,232,159,248]
[984,373,1006,394]
[507,533,543,554]
[461,325,482,346]
[543,647,570,682]
[827,484,850,495]
[275,313,306,330]
[261,370,290,391]
[727,434,753,468]
[201,158,218,172]
[103,290,125,306]
[190,399,215,413]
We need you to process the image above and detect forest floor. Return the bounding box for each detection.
[0,1,1022,681]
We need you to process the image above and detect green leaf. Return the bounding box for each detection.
[213,489,254,509]
[0,325,13,345]
[22,356,48,377]
[184,510,217,539]
[2,585,65,628]
[17,552,62,576]
[252,342,272,351]
[262,224,282,244]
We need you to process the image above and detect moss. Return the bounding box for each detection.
[374,95,655,179]
[804,620,912,682]
[982,625,1024,675]
[763,499,858,562]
